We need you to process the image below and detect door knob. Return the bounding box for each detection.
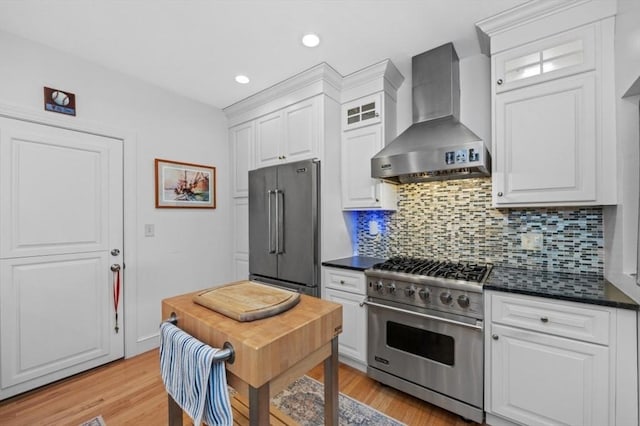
[110,264,121,272]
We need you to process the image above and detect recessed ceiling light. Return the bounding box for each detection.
[235,75,250,84]
[302,33,320,48]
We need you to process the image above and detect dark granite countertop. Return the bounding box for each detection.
[486,266,639,310]
[321,256,386,272]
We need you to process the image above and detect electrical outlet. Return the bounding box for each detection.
[521,232,543,251]
[144,224,155,237]
[368,220,379,236]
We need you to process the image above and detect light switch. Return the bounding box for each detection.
[144,224,155,237]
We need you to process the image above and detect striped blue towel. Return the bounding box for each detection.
[160,322,233,426]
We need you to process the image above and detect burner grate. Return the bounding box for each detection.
[372,256,491,283]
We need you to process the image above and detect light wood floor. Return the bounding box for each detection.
[0,350,481,426]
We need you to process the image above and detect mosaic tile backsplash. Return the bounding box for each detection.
[353,177,603,275]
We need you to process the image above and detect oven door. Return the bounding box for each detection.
[366,298,483,408]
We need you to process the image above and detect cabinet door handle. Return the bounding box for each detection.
[339,280,345,285]
[497,78,503,85]
[492,334,499,340]
[497,192,503,197]
[540,317,549,323]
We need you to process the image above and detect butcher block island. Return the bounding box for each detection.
[161,280,343,425]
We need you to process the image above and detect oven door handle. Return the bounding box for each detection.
[363,300,483,331]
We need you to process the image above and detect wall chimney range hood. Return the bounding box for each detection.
[371,43,490,184]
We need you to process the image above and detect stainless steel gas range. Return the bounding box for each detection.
[364,257,492,423]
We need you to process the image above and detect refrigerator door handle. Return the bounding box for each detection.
[267,190,276,254]
[278,189,284,254]
[275,189,284,254]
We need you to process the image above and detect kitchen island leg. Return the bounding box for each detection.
[324,336,339,426]
[249,382,270,426]
[168,394,183,426]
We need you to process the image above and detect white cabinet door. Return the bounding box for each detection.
[230,121,254,197]
[493,24,595,94]
[232,198,249,281]
[255,111,283,168]
[283,97,318,163]
[0,117,124,400]
[254,97,320,169]
[494,74,596,205]
[342,93,382,130]
[341,125,396,210]
[490,323,609,426]
[324,288,367,365]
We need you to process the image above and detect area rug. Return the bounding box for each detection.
[272,375,406,426]
[78,415,106,426]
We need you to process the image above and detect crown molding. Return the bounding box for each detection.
[341,59,405,103]
[224,62,342,124]
[476,0,615,55]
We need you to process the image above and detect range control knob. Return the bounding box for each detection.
[440,292,453,305]
[404,285,416,297]
[375,281,384,292]
[387,282,396,294]
[457,295,470,308]
[418,288,431,301]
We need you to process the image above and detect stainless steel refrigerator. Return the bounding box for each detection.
[249,159,320,297]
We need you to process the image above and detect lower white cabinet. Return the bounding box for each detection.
[485,291,638,426]
[322,267,367,370]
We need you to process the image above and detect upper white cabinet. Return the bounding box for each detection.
[494,25,596,94]
[229,121,254,198]
[340,60,404,211]
[476,1,617,207]
[343,93,382,130]
[255,97,320,168]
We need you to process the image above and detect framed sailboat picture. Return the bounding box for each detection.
[155,159,216,208]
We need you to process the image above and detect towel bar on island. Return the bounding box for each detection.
[163,312,235,364]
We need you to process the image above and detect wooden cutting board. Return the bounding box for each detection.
[192,280,300,321]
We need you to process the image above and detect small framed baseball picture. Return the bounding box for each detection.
[44,87,76,116]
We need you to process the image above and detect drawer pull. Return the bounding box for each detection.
[540,317,549,323]
[339,280,345,285]
[492,334,499,340]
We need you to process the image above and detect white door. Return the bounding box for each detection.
[0,117,124,400]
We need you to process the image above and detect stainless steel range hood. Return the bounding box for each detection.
[371,43,490,184]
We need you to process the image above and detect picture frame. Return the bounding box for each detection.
[155,159,216,208]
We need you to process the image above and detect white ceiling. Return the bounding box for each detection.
[0,0,528,110]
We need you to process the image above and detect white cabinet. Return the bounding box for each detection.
[485,291,638,426]
[490,323,609,426]
[322,267,367,370]
[254,97,319,168]
[494,74,597,204]
[232,198,249,281]
[341,125,396,210]
[340,61,404,211]
[478,8,617,207]
[229,121,254,198]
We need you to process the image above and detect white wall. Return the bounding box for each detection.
[604,0,640,302]
[0,31,232,356]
